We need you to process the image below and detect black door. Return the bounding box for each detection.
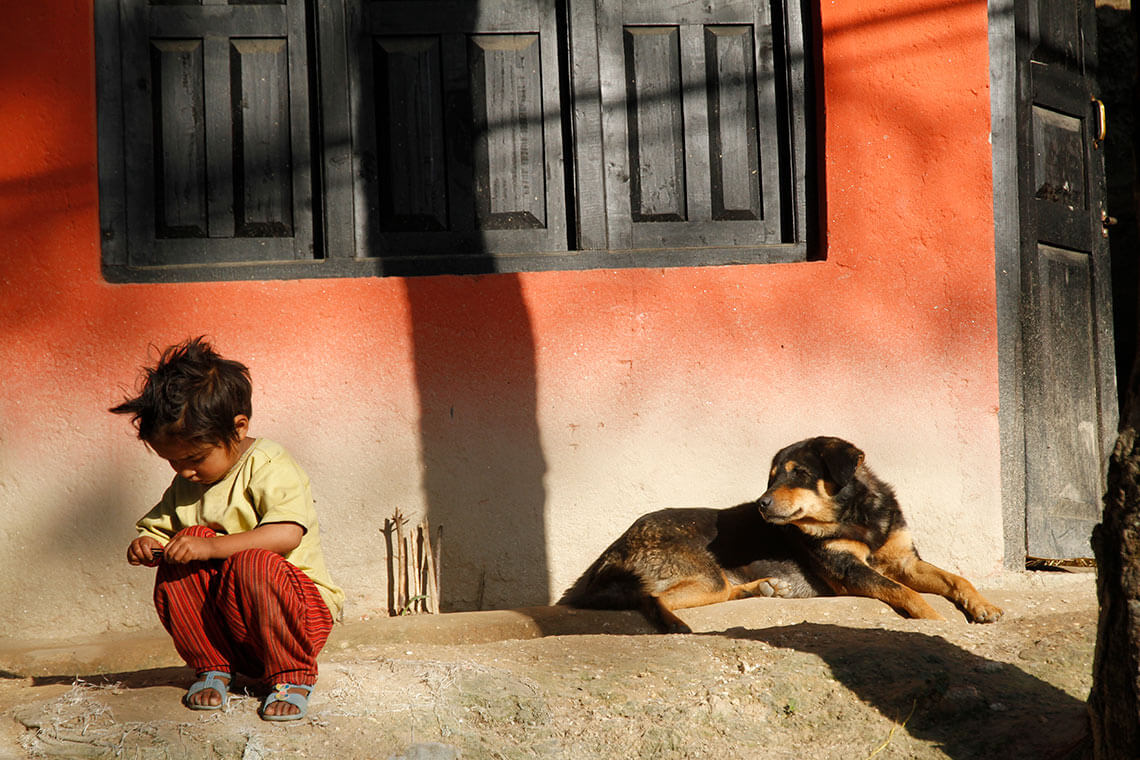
[1016,0,1118,559]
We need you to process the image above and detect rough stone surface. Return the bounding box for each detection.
[0,573,1095,759]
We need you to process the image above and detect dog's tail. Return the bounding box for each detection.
[558,556,644,610]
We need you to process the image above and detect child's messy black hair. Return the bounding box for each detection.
[111,337,252,449]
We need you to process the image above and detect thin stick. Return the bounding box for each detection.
[395,511,407,615]
[422,518,438,614]
[408,532,421,612]
[416,524,428,613]
[434,525,443,612]
[382,518,396,616]
[406,535,416,611]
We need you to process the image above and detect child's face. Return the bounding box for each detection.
[149,416,250,485]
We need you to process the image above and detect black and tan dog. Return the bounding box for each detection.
[559,436,1004,632]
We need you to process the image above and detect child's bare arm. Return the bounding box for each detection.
[162,522,304,564]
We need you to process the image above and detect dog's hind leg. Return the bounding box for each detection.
[640,594,694,634]
[646,578,731,633]
[646,573,779,633]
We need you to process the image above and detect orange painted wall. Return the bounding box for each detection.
[0,0,1002,640]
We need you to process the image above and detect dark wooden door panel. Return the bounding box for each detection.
[707,24,765,223]
[150,39,209,238]
[373,35,450,232]
[355,0,568,258]
[625,25,687,223]
[121,0,315,265]
[470,33,549,231]
[232,38,296,238]
[1024,244,1105,554]
[598,0,782,251]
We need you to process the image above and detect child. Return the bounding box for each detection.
[112,337,344,721]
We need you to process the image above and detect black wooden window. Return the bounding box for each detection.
[96,0,813,281]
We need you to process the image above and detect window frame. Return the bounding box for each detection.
[96,0,815,283]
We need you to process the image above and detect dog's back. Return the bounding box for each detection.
[558,508,722,608]
[559,504,825,612]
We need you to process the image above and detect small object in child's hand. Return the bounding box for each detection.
[152,548,164,561]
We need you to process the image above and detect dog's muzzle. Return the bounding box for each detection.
[756,493,798,523]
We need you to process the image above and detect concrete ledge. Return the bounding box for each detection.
[0,606,658,678]
[0,573,1096,678]
[0,629,184,679]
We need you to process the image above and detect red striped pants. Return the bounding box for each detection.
[153,526,333,686]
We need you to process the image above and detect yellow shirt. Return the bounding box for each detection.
[136,438,344,619]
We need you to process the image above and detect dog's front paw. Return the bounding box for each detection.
[966,599,1004,624]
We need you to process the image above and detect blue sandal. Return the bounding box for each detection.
[260,682,313,722]
[183,670,231,711]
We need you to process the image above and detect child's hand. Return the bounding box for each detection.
[128,536,164,566]
[162,533,216,564]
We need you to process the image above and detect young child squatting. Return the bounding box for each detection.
[113,338,344,721]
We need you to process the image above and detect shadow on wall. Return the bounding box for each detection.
[404,274,549,611]
[724,622,1088,759]
[380,0,997,613]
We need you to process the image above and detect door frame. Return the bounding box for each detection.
[991,0,1026,569]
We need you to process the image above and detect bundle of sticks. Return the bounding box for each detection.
[382,509,442,615]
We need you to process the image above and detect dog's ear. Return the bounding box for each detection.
[819,438,864,487]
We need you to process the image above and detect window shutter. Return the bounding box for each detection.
[98,0,812,279]
[117,0,315,266]
[353,0,569,263]
[596,0,799,253]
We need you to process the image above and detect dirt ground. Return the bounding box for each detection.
[0,570,1096,760]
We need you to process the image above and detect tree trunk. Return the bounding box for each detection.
[1085,7,1140,756]
[1089,419,1140,757]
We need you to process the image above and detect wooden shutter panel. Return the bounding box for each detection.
[119,0,315,266]
[353,0,568,261]
[596,0,793,252]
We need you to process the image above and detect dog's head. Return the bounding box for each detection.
[756,437,864,536]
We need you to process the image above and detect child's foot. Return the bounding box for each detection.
[183,671,230,710]
[260,683,313,721]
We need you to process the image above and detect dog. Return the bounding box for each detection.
[559,436,1004,632]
